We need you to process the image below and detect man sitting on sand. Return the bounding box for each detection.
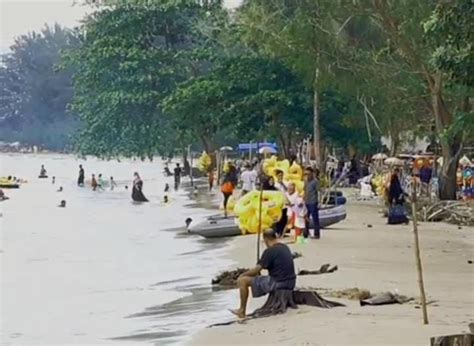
[231,230,296,318]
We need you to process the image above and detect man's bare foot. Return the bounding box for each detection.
[228,308,245,319]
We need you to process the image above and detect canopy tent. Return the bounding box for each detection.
[237,142,278,153]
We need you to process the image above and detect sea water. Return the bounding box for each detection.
[0,154,235,345]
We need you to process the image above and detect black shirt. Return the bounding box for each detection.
[174,167,182,178]
[258,243,296,283]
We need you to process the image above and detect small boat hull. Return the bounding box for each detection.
[0,183,20,189]
[189,205,347,239]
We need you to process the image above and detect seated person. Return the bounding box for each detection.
[231,230,296,318]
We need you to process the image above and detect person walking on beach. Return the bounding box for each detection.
[174,163,182,190]
[231,230,296,319]
[304,167,320,239]
[221,164,238,218]
[78,165,85,186]
[240,164,257,195]
[208,170,214,191]
[273,170,288,237]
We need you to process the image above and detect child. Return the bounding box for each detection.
[290,197,307,243]
[110,176,117,191]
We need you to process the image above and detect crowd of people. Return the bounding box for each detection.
[219,159,321,241]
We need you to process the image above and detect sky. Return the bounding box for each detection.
[0,0,242,53]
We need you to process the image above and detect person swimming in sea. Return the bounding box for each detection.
[52,176,56,184]
[57,186,63,192]
[58,200,66,208]
[40,165,47,177]
[163,195,169,204]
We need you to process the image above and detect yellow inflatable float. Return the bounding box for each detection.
[234,190,286,234]
[197,151,212,172]
[262,156,304,193]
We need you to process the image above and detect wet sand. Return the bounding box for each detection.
[190,196,474,345]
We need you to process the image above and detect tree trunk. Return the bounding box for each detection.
[313,70,322,169]
[430,74,460,200]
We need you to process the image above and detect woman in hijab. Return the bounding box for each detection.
[132,172,149,202]
[388,168,404,205]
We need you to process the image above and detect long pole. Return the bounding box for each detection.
[256,180,264,261]
[411,177,429,324]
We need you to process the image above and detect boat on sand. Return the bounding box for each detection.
[188,205,347,239]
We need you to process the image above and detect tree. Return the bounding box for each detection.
[237,0,346,168]
[163,55,313,156]
[66,0,225,159]
[353,0,473,199]
[0,24,81,149]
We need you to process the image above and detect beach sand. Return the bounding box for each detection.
[190,197,474,345]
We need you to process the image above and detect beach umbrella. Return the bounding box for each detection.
[372,153,388,160]
[459,155,472,166]
[384,157,404,166]
[259,146,277,154]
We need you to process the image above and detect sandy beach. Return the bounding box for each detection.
[191,196,474,345]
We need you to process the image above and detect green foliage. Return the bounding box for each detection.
[66,0,225,158]
[0,24,81,149]
[424,0,474,87]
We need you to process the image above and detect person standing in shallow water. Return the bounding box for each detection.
[78,165,85,187]
[91,174,98,191]
[132,172,149,202]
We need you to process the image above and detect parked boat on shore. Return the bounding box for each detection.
[188,205,347,239]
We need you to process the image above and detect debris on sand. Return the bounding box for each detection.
[298,264,338,275]
[415,200,474,226]
[211,268,249,287]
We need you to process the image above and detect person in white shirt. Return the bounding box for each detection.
[240,164,257,195]
[274,170,288,193]
[274,169,288,237]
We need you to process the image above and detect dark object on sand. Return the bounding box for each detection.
[298,264,338,275]
[211,289,344,326]
[430,333,473,346]
[190,205,346,239]
[38,175,48,179]
[388,205,409,225]
[251,289,344,318]
[360,292,413,306]
[58,200,66,208]
[212,268,249,286]
[0,183,19,189]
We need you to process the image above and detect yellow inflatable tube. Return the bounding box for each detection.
[234,190,286,234]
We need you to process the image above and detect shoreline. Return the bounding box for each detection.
[189,195,474,345]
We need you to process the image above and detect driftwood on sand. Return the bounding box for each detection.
[212,264,336,288]
[298,264,338,275]
[413,200,474,226]
[210,289,344,327]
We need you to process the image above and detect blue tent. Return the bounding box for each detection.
[237,142,278,153]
